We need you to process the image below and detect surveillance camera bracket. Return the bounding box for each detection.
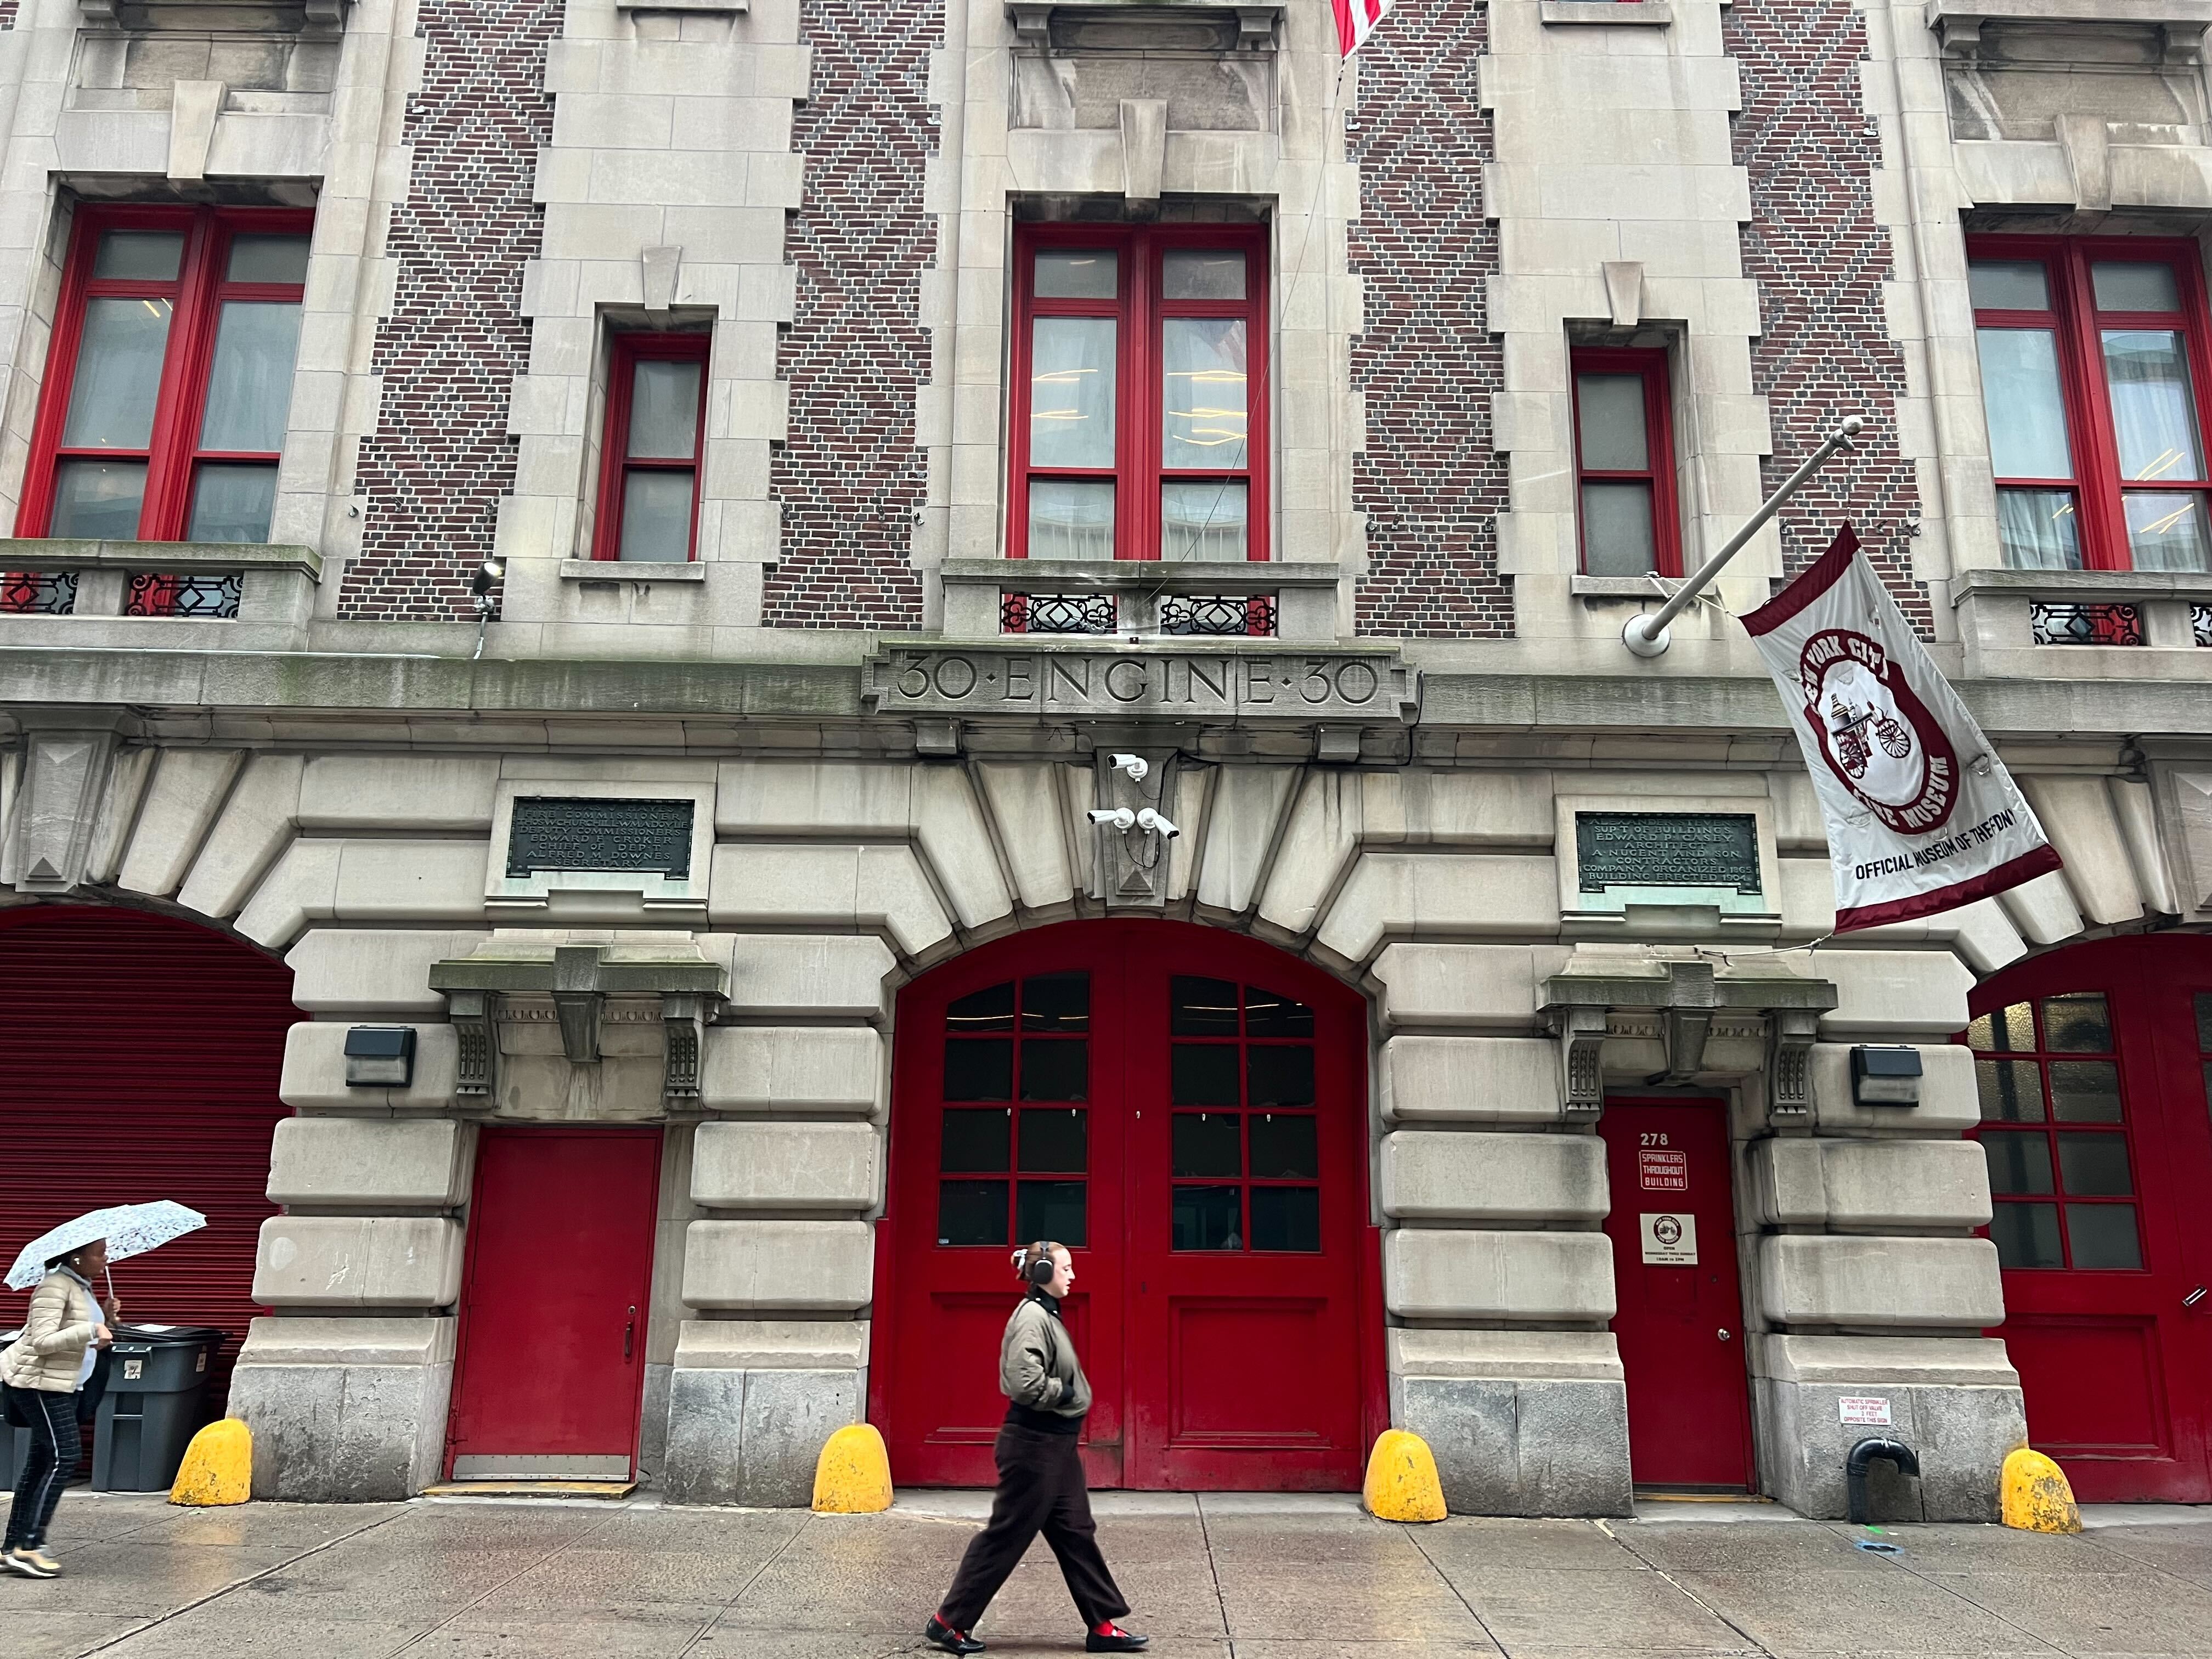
[1088,746,1178,907]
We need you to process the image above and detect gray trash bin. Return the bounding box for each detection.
[92,1326,223,1493]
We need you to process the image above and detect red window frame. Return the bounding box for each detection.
[1968,234,2212,571]
[591,331,709,563]
[1009,223,1269,562]
[1570,345,1682,578]
[19,203,312,542]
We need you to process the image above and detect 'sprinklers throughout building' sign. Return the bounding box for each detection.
[863,648,1419,721]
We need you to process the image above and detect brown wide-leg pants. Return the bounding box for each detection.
[938,1421,1130,1631]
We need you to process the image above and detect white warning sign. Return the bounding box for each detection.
[1639,1212,1698,1266]
[1639,1149,1689,1192]
[1839,1396,1893,1427]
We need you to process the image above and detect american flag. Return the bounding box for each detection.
[1333,0,1392,55]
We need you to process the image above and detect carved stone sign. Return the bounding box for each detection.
[863,647,1418,721]
[507,797,696,878]
[1575,812,1761,895]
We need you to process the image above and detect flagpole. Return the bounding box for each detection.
[1621,414,1866,659]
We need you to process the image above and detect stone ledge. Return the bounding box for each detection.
[1949,566,2212,606]
[0,536,320,578]
[1541,0,1672,21]
[561,558,707,584]
[672,1317,868,1370]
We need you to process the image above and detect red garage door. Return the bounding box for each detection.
[0,905,297,1403]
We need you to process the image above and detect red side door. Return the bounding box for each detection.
[1967,935,2212,1502]
[1599,1099,1755,1491]
[445,1127,662,1481]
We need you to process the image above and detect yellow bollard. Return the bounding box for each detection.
[2000,1446,2081,1534]
[1362,1429,1447,1523]
[170,1418,252,1507]
[811,1422,894,1514]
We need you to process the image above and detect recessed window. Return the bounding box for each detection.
[1970,237,2212,573]
[21,207,311,545]
[1571,347,1680,577]
[593,333,708,562]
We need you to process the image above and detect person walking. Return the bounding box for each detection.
[2,1239,116,1579]
[923,1241,1147,1655]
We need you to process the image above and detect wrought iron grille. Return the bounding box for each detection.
[0,571,77,615]
[126,571,243,618]
[1159,593,1277,637]
[1002,591,1116,635]
[2194,602,2211,647]
[2029,601,2143,647]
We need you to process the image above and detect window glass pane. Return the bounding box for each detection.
[1577,373,1650,471]
[1035,249,1116,300]
[945,1037,1013,1101]
[1162,318,1248,470]
[94,230,183,282]
[1968,1003,2035,1052]
[1163,249,1247,300]
[2049,1060,2122,1122]
[1030,317,1116,468]
[628,358,702,460]
[2056,1133,2132,1196]
[1018,1108,1087,1173]
[1019,1039,1088,1102]
[1172,1043,1240,1106]
[2093,261,2180,313]
[1248,1046,1315,1107]
[185,461,276,543]
[949,983,1016,1031]
[2122,492,2212,573]
[198,300,302,453]
[1244,986,1314,1037]
[1017,1180,1087,1246]
[1970,258,2051,311]
[2066,1203,2141,1269]
[1250,1186,1320,1252]
[1172,1112,1242,1178]
[225,234,310,286]
[2197,991,2212,1052]
[1581,481,1657,575]
[2103,330,2204,483]
[1996,488,2083,571]
[1172,1184,1243,1251]
[1976,1058,2045,1121]
[1027,479,1114,561]
[1160,480,1247,561]
[1171,977,1241,1036]
[48,458,145,539]
[1249,1114,1318,1180]
[1977,329,2073,479]
[2040,993,2111,1052]
[1983,1133,2054,1195]
[1022,973,1089,1032]
[61,296,174,449]
[616,468,694,562]
[938,1180,1008,1245]
[1990,1202,2063,1268]
[941,1108,1011,1173]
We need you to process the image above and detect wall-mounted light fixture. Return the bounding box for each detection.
[344,1026,417,1088]
[1850,1045,1922,1107]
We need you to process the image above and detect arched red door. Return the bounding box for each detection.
[1965,934,2212,1502]
[873,919,1380,1491]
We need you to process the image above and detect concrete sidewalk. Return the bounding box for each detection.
[2,1489,2210,1659]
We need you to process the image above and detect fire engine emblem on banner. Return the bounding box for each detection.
[1742,524,2061,933]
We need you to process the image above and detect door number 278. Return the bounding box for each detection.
[1640,1132,1669,1147]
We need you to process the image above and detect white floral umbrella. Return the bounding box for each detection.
[5,1201,207,1292]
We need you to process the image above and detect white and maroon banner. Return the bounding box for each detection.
[1741,525,2061,933]
[1333,0,1392,57]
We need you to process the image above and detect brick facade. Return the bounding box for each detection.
[340,0,560,621]
[1348,3,1513,639]
[761,0,936,630]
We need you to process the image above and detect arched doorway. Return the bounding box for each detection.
[872,919,1381,1491]
[0,904,297,1407]
[1965,933,2212,1502]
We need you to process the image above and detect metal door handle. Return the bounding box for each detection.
[624,1306,636,1359]
[1718,1328,1733,1341]
[2186,1286,2208,1310]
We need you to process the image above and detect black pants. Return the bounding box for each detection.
[4,1386,81,1551]
[938,1422,1129,1632]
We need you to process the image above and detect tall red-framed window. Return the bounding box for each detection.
[1570,345,1680,577]
[20,205,312,545]
[1009,224,1268,562]
[592,331,709,563]
[1970,235,2212,572]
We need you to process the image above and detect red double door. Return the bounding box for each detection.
[1967,935,2212,1502]
[876,921,1380,1490]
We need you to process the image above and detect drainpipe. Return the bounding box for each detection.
[1845,1436,1921,1525]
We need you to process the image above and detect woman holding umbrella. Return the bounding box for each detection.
[2,1238,116,1578]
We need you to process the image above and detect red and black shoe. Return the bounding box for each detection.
[1086,1623,1149,1653]
[923,1613,985,1655]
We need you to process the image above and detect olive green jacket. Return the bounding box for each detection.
[1000,1291,1091,1420]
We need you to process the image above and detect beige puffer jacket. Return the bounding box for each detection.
[1,1271,101,1393]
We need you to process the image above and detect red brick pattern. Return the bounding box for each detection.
[1726,0,1929,633]
[0,4,18,30]
[1347,2,1513,638]
[340,0,560,620]
[762,0,935,629]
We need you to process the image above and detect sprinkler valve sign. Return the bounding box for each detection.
[1839,1396,1894,1427]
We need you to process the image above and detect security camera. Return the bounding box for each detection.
[1108,753,1149,783]
[1087,808,1136,831]
[1136,808,1180,839]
